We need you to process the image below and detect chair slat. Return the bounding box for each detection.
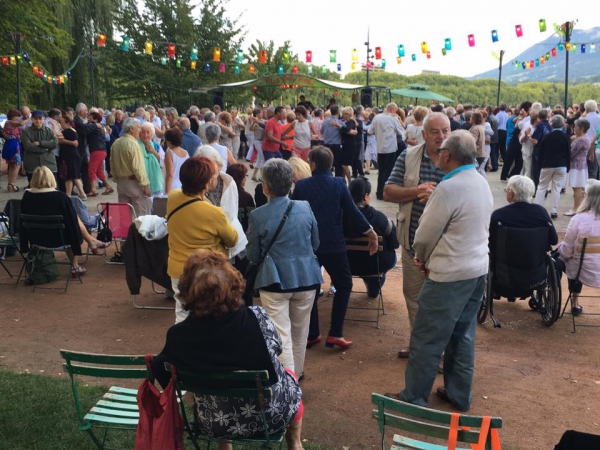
[103,393,139,403]
[63,363,148,379]
[90,406,140,418]
[60,350,147,365]
[108,386,139,395]
[83,413,138,426]
[96,400,139,411]
[579,236,600,243]
[577,246,600,253]
[392,436,470,450]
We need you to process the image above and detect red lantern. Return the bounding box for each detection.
[334,91,339,97]
[375,47,382,59]
[530,60,535,68]
[552,47,557,57]
[292,65,298,74]
[168,43,176,59]
[306,51,312,63]
[259,50,267,64]
[1,56,8,66]
[97,33,107,47]
[38,69,44,78]
[427,51,431,59]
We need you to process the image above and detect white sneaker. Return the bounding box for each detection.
[563,210,576,217]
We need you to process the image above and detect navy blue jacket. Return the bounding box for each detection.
[292,170,371,254]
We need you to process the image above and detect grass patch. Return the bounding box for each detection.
[0,370,329,450]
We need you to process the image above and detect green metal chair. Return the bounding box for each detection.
[0,213,25,285]
[60,350,149,450]
[169,365,286,449]
[372,393,502,450]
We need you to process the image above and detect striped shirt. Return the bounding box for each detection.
[386,146,444,255]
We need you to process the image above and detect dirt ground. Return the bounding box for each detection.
[1,248,599,449]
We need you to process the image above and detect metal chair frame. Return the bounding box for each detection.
[0,214,26,285]
[97,202,136,264]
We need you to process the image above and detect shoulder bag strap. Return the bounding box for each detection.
[166,198,201,222]
[259,201,294,261]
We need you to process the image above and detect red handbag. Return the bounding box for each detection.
[135,355,184,450]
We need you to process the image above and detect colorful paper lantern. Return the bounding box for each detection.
[293,65,299,74]
[283,51,290,62]
[38,69,44,78]
[515,25,523,37]
[491,30,499,43]
[249,64,255,74]
[375,47,382,59]
[204,63,211,72]
[22,52,30,62]
[337,63,341,72]
[306,51,312,63]
[219,62,225,73]
[52,76,57,85]
[97,33,107,47]
[541,56,545,65]
[32,65,38,74]
[535,59,539,67]
[427,51,431,59]
[278,65,284,74]
[351,62,356,70]
[552,47,558,56]
[190,44,198,61]
[565,42,571,51]
[144,41,153,55]
[176,58,181,68]
[161,56,167,66]
[121,36,130,52]
[259,50,267,64]
[525,61,530,69]
[421,42,428,54]
[468,34,476,47]
[442,48,447,56]
[381,59,386,68]
[307,65,313,75]
[43,74,47,82]
[322,66,326,74]
[530,60,534,67]
[571,43,576,52]
[190,61,197,70]
[539,19,547,32]
[352,48,359,61]
[514,62,519,70]
[168,43,176,59]
[366,61,372,69]
[9,56,16,66]
[591,44,597,54]
[57,76,62,84]
[522,62,526,70]
[236,49,243,63]
[398,45,405,57]
[546,52,551,59]
[234,65,240,74]
[66,71,72,79]
[581,44,586,53]
[411,54,416,62]
[213,48,221,62]
[396,57,401,64]
[330,50,337,63]
[444,38,452,51]
[1,56,8,66]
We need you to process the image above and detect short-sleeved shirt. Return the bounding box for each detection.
[386,146,444,254]
[263,118,282,152]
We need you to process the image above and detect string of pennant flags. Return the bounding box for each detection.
[1,18,596,84]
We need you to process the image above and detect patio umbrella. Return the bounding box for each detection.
[390,83,453,104]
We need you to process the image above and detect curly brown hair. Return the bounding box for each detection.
[177,249,245,317]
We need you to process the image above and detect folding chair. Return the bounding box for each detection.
[0,213,26,285]
[152,196,168,218]
[97,202,136,264]
[345,236,386,328]
[60,350,149,450]
[17,214,83,293]
[70,196,100,264]
[169,364,287,450]
[560,236,600,333]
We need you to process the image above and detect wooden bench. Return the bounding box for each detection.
[372,393,502,450]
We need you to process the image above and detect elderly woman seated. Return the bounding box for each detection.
[153,249,304,450]
[558,179,600,315]
[346,177,399,298]
[20,166,111,276]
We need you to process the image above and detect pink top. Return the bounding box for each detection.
[559,211,600,288]
[570,135,591,170]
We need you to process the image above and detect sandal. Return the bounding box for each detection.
[102,187,114,195]
[7,183,20,192]
[90,241,112,255]
[109,251,124,263]
[87,192,99,197]
[71,266,87,277]
[80,195,88,201]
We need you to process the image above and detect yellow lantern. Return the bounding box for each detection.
[9,56,16,65]
[421,42,428,54]
[351,48,359,62]
[144,41,153,55]
[213,48,221,62]
[191,61,197,70]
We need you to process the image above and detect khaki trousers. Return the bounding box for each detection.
[117,178,152,217]
[401,247,426,329]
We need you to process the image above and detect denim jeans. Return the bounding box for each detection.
[400,275,486,412]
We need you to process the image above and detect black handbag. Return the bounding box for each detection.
[97,205,112,243]
[244,201,294,298]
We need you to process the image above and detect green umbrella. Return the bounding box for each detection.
[390,83,453,104]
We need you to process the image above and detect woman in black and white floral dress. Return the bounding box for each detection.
[153,249,303,450]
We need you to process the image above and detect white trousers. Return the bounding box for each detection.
[522,154,533,179]
[259,289,315,375]
[534,167,567,213]
[171,277,189,324]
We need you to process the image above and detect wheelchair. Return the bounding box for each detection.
[478,224,562,328]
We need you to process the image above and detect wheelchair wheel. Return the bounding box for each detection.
[537,256,561,326]
[477,271,492,324]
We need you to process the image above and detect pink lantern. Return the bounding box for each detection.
[219,63,225,73]
[468,34,475,47]
[515,25,523,37]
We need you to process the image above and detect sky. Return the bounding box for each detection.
[220,0,597,79]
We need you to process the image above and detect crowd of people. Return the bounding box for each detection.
[2,95,600,443]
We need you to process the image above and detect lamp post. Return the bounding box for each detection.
[563,21,573,111]
[364,28,372,87]
[7,32,23,109]
[496,50,505,107]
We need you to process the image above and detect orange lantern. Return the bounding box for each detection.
[259,50,267,64]
[97,33,107,47]
[213,48,221,62]
[249,64,256,74]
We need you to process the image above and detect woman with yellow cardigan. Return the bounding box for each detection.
[166,156,238,323]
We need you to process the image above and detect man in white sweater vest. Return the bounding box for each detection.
[399,130,493,412]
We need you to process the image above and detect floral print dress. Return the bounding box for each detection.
[193,306,301,439]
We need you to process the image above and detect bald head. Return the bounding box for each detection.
[385,103,398,113]
[178,118,191,130]
[422,112,451,153]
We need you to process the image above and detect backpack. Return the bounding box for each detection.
[25,247,59,285]
[1,138,19,161]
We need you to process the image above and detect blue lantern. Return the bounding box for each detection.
[491,30,499,42]
[204,63,211,72]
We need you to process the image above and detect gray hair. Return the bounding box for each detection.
[423,111,450,130]
[262,159,293,197]
[442,130,476,164]
[178,118,191,130]
[75,103,87,113]
[135,107,146,117]
[584,100,598,113]
[575,118,591,133]
[385,102,398,112]
[550,115,565,129]
[165,107,179,120]
[145,105,155,113]
[189,105,200,116]
[122,118,140,134]
[445,107,456,118]
[204,111,215,122]
[193,145,224,170]
[579,179,600,216]
[140,121,155,132]
[507,175,535,203]
[205,123,221,143]
[532,102,543,112]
